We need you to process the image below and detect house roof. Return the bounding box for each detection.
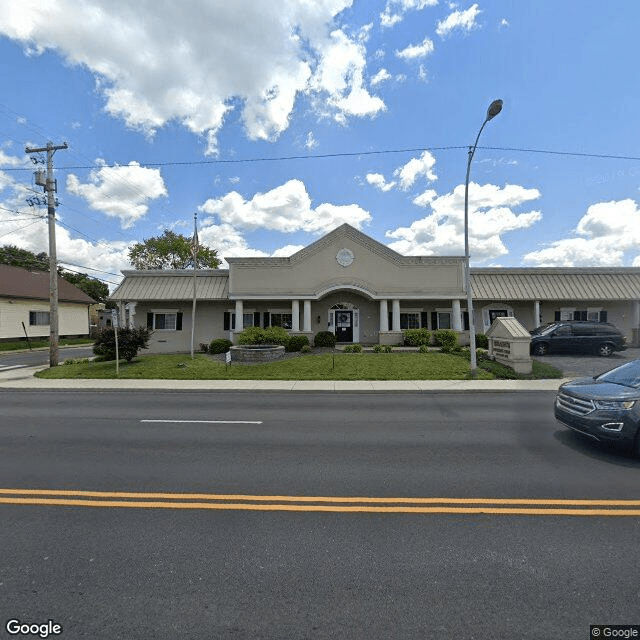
[110,266,640,303]
[471,268,640,301]
[110,269,229,301]
[0,264,96,303]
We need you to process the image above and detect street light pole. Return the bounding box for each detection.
[464,99,502,378]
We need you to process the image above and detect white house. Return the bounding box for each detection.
[0,264,95,342]
[110,223,640,353]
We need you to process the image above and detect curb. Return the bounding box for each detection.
[0,367,567,392]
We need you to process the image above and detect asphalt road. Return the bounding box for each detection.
[0,346,94,371]
[1,390,639,639]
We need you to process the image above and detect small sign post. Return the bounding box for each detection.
[112,309,119,376]
[225,349,231,371]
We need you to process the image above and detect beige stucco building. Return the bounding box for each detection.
[111,224,640,353]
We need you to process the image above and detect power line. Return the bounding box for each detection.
[0,218,43,239]
[4,144,640,173]
[57,260,122,278]
[479,146,640,162]
[57,264,121,286]
[0,247,122,286]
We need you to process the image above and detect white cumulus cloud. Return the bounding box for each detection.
[371,68,392,86]
[524,199,640,267]
[381,0,439,29]
[199,179,372,235]
[386,182,542,262]
[436,3,481,38]
[366,173,396,192]
[197,221,308,268]
[0,0,385,153]
[395,151,438,189]
[66,161,167,229]
[365,151,437,193]
[311,29,386,122]
[396,38,435,60]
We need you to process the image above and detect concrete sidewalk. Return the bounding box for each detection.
[0,364,568,392]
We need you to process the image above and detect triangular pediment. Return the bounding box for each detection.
[226,223,465,299]
[289,223,405,265]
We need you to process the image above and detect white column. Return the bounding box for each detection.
[126,302,136,328]
[379,300,388,332]
[303,300,311,332]
[452,299,462,331]
[235,299,243,331]
[392,299,400,332]
[291,300,300,332]
[534,301,541,328]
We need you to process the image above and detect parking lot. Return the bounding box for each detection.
[535,347,640,379]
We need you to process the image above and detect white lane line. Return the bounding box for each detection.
[140,419,262,424]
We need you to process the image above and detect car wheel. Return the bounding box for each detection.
[597,343,614,357]
[533,343,548,356]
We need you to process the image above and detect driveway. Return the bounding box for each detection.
[534,346,640,378]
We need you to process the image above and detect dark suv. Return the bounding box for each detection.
[530,321,626,357]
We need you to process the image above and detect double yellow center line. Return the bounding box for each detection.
[1,489,640,516]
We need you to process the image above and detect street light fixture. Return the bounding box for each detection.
[464,99,503,378]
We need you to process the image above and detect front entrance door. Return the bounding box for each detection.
[335,310,353,342]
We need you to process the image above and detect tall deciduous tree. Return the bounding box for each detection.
[128,229,221,270]
[61,272,110,303]
[0,245,49,271]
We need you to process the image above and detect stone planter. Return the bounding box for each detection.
[230,344,285,363]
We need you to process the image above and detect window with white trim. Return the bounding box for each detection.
[29,311,50,326]
[556,308,607,323]
[243,313,256,329]
[437,312,451,330]
[400,312,420,329]
[153,312,177,330]
[270,313,292,329]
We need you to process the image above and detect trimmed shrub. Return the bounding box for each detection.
[209,338,233,354]
[403,328,431,347]
[285,335,310,352]
[434,329,458,350]
[373,344,393,353]
[263,326,290,346]
[313,331,336,348]
[237,326,289,346]
[343,343,363,353]
[237,326,266,345]
[301,345,312,354]
[475,333,489,349]
[418,344,430,354]
[199,342,209,353]
[93,327,151,363]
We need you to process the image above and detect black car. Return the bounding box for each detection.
[530,321,626,357]
[555,359,640,455]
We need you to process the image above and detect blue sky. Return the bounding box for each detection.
[1,1,640,289]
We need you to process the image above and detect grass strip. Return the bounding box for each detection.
[34,352,562,381]
[0,338,93,352]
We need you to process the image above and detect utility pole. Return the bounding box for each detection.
[25,141,68,367]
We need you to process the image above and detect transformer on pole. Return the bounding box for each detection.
[25,141,68,368]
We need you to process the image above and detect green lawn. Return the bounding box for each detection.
[0,337,93,352]
[34,352,563,381]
